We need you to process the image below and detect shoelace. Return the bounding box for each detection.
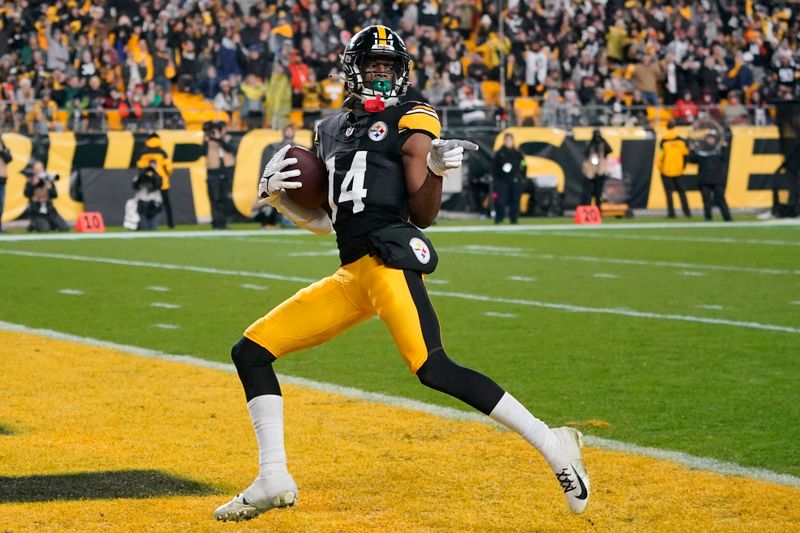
[555,468,577,493]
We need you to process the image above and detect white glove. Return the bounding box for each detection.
[261,190,332,236]
[258,144,301,198]
[426,139,479,177]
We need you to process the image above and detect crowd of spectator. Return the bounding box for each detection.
[0,0,798,133]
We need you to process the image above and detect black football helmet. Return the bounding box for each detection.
[341,25,411,101]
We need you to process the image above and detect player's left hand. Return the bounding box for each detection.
[427,139,479,177]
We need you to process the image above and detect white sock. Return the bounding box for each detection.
[247,394,288,478]
[489,392,561,470]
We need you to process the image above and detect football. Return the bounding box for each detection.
[284,145,328,209]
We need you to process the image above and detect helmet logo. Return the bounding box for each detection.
[372,26,394,50]
[368,121,388,141]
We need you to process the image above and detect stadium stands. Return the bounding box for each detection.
[0,0,797,132]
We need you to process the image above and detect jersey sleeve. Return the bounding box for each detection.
[397,102,442,141]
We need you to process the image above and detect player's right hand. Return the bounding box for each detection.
[258,144,301,198]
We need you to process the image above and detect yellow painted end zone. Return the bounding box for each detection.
[0,330,797,532]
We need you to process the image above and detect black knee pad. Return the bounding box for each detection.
[231,337,281,401]
[416,350,505,415]
[231,337,276,369]
[416,349,451,390]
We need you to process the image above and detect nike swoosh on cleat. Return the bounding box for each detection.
[572,466,588,500]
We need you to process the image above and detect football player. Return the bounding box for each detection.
[214,25,590,522]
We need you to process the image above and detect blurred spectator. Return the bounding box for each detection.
[631,55,663,106]
[301,69,325,129]
[723,92,749,126]
[265,63,291,130]
[288,51,310,109]
[213,79,240,117]
[673,90,698,125]
[749,90,771,126]
[0,137,10,232]
[459,85,487,125]
[200,66,222,101]
[240,74,266,129]
[157,91,184,129]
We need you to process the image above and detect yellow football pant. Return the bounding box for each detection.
[244,255,441,374]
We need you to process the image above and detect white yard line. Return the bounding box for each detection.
[0,220,797,242]
[240,284,268,291]
[425,289,800,334]
[524,230,800,247]
[593,273,620,279]
[508,275,537,282]
[150,302,181,309]
[58,289,84,296]
[146,286,171,292]
[483,312,518,318]
[152,323,180,330]
[1,319,798,489]
[289,250,339,257]
[2,249,797,335]
[437,246,800,276]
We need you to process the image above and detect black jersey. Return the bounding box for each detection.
[315,100,441,264]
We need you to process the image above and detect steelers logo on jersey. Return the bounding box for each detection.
[410,237,430,264]
[368,121,388,141]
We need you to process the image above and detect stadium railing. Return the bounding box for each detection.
[0,101,778,134]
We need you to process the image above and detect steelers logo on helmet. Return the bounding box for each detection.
[341,25,411,103]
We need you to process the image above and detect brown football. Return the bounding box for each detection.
[284,145,328,209]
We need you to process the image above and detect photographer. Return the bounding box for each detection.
[688,133,733,222]
[581,129,612,207]
[123,165,163,230]
[204,121,235,229]
[23,161,69,232]
[135,132,174,228]
[0,137,11,232]
[492,133,527,224]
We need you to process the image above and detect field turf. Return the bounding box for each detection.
[1,219,798,480]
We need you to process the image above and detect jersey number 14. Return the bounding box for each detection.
[326,151,368,223]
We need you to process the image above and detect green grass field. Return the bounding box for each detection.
[1,220,798,477]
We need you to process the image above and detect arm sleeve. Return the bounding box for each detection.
[265,190,332,236]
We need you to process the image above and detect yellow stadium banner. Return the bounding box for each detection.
[0,126,786,225]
